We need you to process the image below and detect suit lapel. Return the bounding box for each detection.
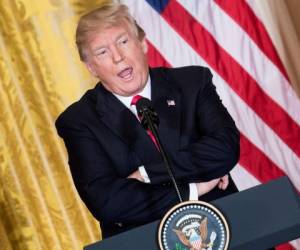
[150,68,181,152]
[95,84,162,165]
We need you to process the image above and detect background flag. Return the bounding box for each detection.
[122,0,300,249]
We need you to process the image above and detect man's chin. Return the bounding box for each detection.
[121,87,144,97]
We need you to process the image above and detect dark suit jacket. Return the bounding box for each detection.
[56,66,240,238]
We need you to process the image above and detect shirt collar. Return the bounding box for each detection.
[113,75,151,109]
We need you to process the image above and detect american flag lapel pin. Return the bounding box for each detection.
[167,99,176,106]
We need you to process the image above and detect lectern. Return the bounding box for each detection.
[84,177,300,250]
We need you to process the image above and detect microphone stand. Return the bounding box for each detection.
[142,108,183,203]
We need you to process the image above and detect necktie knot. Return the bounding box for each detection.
[131,95,143,106]
[130,95,159,150]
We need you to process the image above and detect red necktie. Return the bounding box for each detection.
[131,95,159,150]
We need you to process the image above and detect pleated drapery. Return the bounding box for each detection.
[251,0,300,97]
[0,0,109,249]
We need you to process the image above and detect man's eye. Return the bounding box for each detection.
[119,38,128,45]
[96,50,106,56]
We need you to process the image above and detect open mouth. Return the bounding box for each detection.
[117,67,133,80]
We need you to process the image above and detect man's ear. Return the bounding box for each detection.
[85,62,98,77]
[141,38,148,54]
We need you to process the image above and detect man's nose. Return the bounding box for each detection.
[111,47,124,63]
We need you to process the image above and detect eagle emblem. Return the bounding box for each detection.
[158,201,229,250]
[173,217,217,250]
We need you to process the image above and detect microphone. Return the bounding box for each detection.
[136,97,183,203]
[136,97,159,130]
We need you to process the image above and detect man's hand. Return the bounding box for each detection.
[127,170,144,182]
[218,175,229,190]
[196,178,220,196]
[196,175,229,196]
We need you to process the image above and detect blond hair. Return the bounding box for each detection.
[75,3,145,61]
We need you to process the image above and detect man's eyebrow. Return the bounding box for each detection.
[116,32,128,41]
[92,32,128,52]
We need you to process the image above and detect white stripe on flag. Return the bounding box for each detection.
[230,164,260,191]
[178,0,300,126]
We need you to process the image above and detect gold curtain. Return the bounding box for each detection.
[252,0,300,97]
[0,0,110,249]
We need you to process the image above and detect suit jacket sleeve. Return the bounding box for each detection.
[56,117,189,225]
[143,67,240,184]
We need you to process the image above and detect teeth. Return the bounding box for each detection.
[118,67,132,79]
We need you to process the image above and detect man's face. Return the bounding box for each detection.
[84,24,149,97]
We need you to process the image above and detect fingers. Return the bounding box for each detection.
[196,178,220,196]
[218,175,229,190]
[195,175,230,197]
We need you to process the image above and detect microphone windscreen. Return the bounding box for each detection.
[136,97,153,113]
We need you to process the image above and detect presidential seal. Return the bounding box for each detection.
[158,201,229,250]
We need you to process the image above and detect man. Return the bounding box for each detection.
[56,3,240,238]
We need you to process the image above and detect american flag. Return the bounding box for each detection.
[121,0,300,249]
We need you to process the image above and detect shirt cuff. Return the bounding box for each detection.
[138,166,150,183]
[189,183,199,200]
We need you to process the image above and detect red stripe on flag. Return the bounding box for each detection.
[276,242,295,250]
[161,0,300,158]
[146,40,171,68]
[240,133,286,183]
[214,0,289,81]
